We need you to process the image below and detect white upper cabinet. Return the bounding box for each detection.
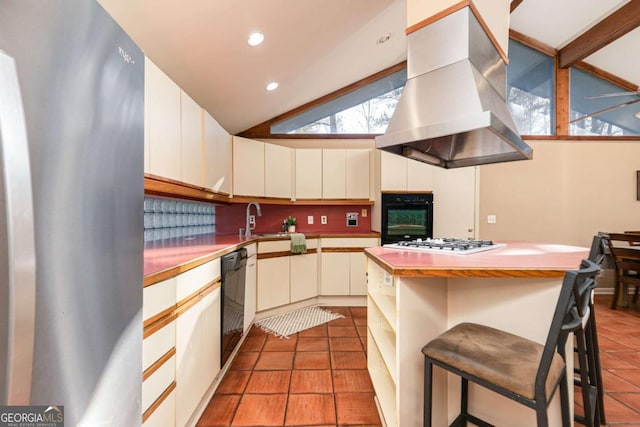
[145,57,181,181]
[232,136,265,197]
[264,143,292,198]
[379,150,434,192]
[180,91,203,186]
[203,111,232,195]
[322,149,347,198]
[295,149,322,199]
[346,149,370,199]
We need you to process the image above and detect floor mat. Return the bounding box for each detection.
[254,305,344,338]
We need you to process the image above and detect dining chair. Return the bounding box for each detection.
[421,259,600,427]
[607,233,640,310]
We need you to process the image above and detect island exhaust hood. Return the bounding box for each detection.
[376,6,532,169]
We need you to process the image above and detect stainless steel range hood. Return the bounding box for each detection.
[376,6,532,169]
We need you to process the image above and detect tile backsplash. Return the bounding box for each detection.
[144,196,215,241]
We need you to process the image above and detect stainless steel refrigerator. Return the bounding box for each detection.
[0,1,144,425]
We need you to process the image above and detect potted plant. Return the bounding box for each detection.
[286,216,297,233]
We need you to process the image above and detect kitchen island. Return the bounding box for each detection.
[364,242,589,427]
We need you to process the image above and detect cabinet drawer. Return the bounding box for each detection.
[143,319,176,371]
[143,277,176,323]
[143,386,176,427]
[258,240,291,253]
[142,353,175,414]
[176,259,221,301]
[321,237,379,248]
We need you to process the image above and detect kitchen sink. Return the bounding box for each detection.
[252,233,290,238]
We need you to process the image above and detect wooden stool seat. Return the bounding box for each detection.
[423,322,565,400]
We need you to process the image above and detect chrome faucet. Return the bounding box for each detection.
[245,201,262,237]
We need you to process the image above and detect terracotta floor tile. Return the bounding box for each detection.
[290,369,333,393]
[263,335,298,351]
[333,370,374,393]
[285,393,336,426]
[325,307,352,318]
[231,394,287,426]
[328,316,355,326]
[330,337,363,352]
[335,393,381,425]
[247,325,269,338]
[356,325,367,337]
[298,324,328,337]
[297,337,330,351]
[254,351,294,370]
[610,350,640,368]
[230,351,259,370]
[600,351,638,370]
[349,307,367,317]
[608,368,640,390]
[215,370,250,394]
[602,369,640,392]
[612,391,640,412]
[239,335,266,352]
[602,393,640,423]
[197,394,240,426]
[294,351,331,370]
[245,370,291,393]
[331,351,367,369]
[329,325,358,337]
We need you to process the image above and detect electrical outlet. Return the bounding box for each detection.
[307,215,314,225]
[487,214,496,224]
[249,215,256,225]
[361,208,367,218]
[321,215,327,225]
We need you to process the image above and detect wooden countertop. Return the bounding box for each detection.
[144,232,380,286]
[365,241,589,278]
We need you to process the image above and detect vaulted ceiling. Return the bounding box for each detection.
[99,0,639,135]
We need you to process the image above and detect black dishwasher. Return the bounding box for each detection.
[221,248,247,367]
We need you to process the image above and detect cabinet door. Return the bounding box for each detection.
[349,252,368,295]
[257,257,290,311]
[233,136,265,197]
[290,253,318,303]
[265,144,292,198]
[320,252,350,295]
[407,159,434,191]
[204,111,232,194]
[180,91,203,186]
[201,287,221,393]
[322,149,346,199]
[175,300,202,427]
[244,252,257,333]
[295,149,322,199]
[380,151,408,191]
[346,149,370,199]
[145,57,182,181]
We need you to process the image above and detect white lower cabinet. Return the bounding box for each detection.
[143,257,222,427]
[290,252,319,302]
[176,286,221,427]
[257,256,290,311]
[320,238,379,296]
[244,244,257,333]
[256,239,319,311]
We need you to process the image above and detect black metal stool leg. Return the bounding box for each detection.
[424,358,433,427]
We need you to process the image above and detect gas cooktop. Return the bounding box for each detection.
[383,238,506,254]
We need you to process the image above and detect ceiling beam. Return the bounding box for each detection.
[558,1,640,68]
[510,0,525,13]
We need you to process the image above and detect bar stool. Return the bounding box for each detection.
[570,234,608,427]
[421,259,600,427]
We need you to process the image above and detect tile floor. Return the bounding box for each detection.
[198,297,640,427]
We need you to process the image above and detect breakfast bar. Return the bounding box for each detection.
[364,241,589,427]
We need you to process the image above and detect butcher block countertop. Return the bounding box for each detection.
[365,241,589,278]
[144,232,380,286]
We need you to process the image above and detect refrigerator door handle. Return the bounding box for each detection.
[0,50,37,404]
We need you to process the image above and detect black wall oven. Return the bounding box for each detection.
[381,193,434,244]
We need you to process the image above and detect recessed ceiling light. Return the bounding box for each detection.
[635,111,640,120]
[247,32,264,47]
[266,82,279,91]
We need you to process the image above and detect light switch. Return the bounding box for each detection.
[487,214,496,224]
[307,215,314,224]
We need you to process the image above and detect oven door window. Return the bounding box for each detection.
[382,205,432,244]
